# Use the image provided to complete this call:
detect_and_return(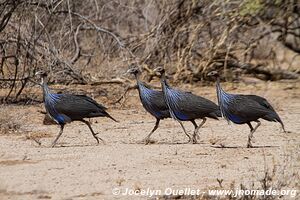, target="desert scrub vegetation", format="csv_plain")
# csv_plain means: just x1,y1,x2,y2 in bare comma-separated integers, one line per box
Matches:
154,151,299,200
0,107,22,134
0,0,299,103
